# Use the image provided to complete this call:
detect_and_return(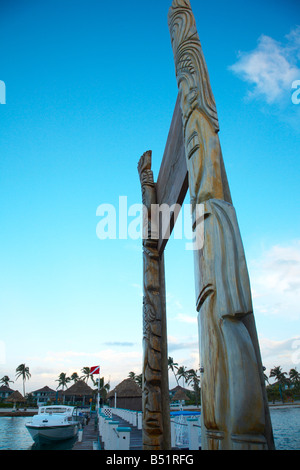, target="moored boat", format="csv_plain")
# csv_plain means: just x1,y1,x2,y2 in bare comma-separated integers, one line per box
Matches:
25,405,79,444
